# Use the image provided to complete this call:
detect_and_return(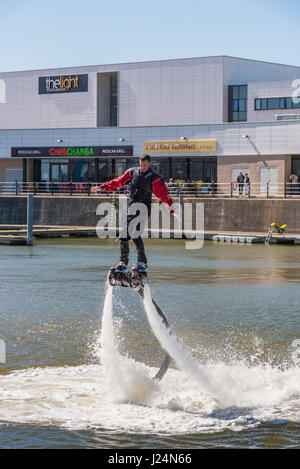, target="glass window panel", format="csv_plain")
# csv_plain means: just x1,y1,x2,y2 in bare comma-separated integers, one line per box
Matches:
255,99,261,110
268,98,280,109
203,160,217,182
239,85,247,99
286,97,292,109
87,161,96,182
190,159,204,181
110,77,117,88
126,159,138,171
239,99,246,111
69,160,89,182
172,159,188,181
292,156,300,179
262,99,267,110
98,160,112,181
60,164,69,182
232,87,239,99
280,98,286,109
41,162,50,182
115,159,127,177
151,158,169,179
292,98,300,108
110,96,117,106
238,111,247,121
232,112,239,121
51,165,59,182
233,99,239,111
